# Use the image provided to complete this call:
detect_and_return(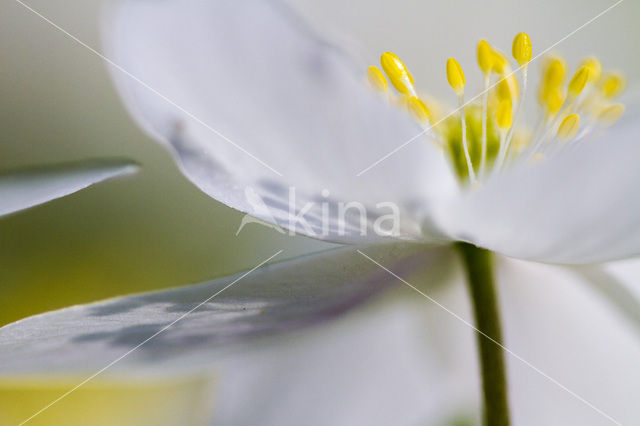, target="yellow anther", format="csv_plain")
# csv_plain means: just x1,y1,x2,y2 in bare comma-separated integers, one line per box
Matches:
496,99,513,130
567,66,591,98
380,52,408,80
406,96,431,124
580,57,602,83
497,74,519,102
446,58,466,95
557,113,580,140
477,40,494,75
380,52,414,95
512,33,532,66
542,56,567,89
542,86,565,116
491,50,508,74
367,66,388,92
597,103,625,125
600,72,626,98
